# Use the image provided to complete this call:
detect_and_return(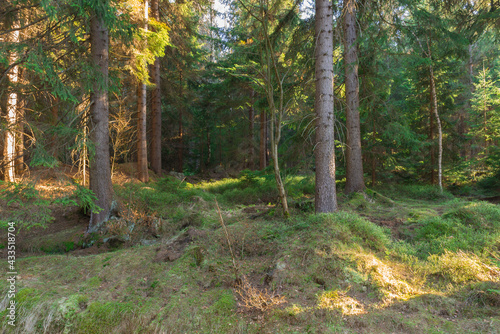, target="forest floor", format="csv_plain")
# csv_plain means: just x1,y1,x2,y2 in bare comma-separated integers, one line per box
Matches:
0,165,499,333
